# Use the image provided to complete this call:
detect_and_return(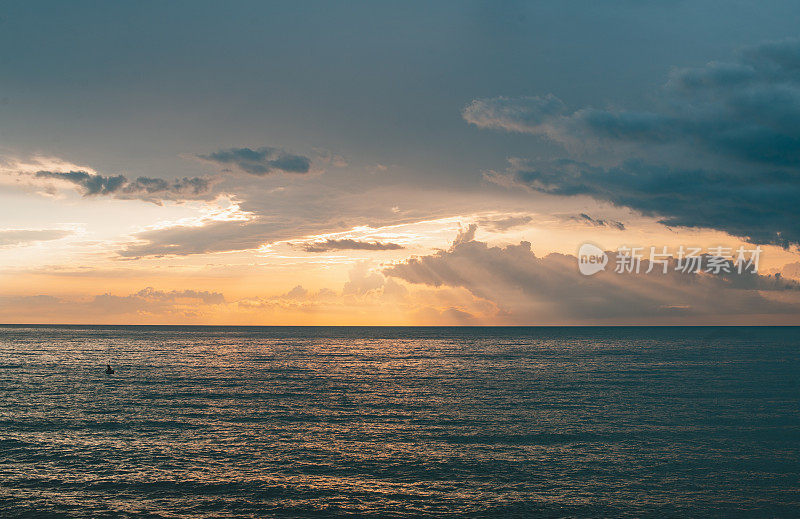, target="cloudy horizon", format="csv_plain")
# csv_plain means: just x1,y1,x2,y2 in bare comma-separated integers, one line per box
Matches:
2,1,800,325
